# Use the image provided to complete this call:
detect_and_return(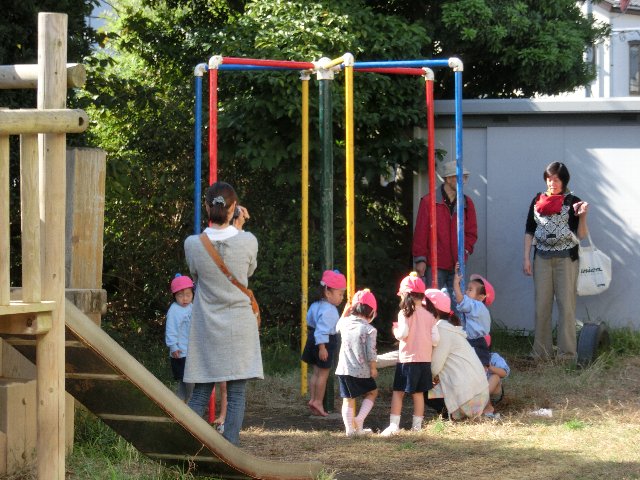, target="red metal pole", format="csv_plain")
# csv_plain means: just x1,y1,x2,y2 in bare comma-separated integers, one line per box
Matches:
426,77,438,288
222,56,315,70
209,68,218,185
